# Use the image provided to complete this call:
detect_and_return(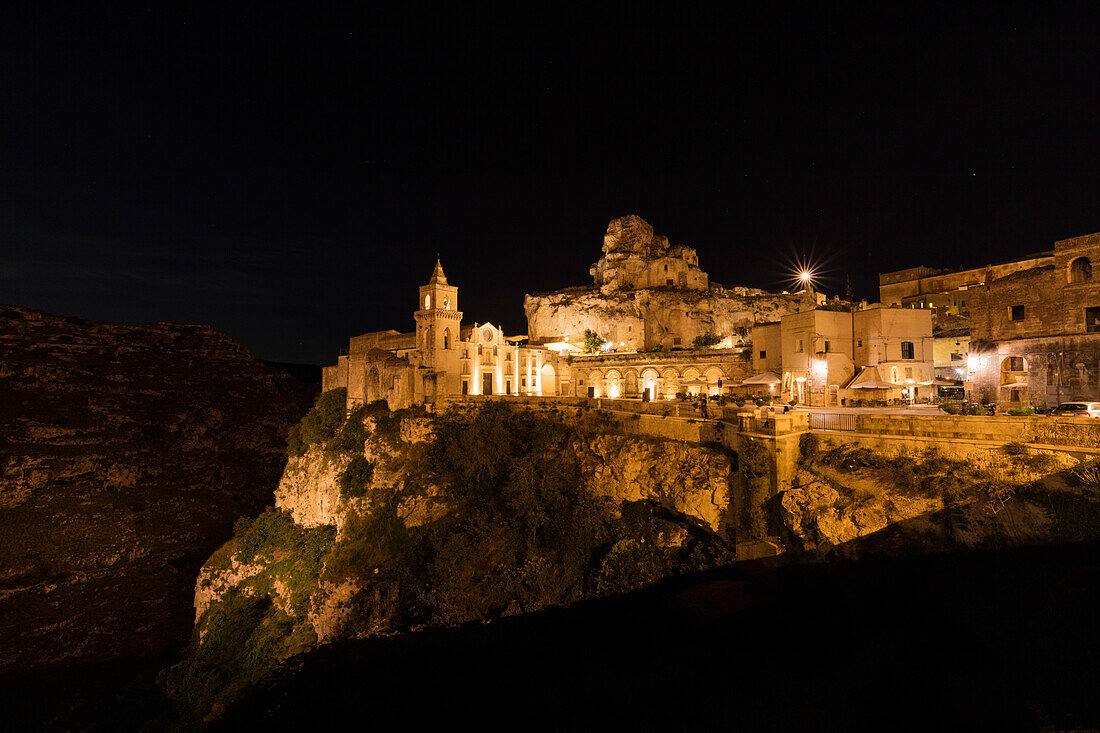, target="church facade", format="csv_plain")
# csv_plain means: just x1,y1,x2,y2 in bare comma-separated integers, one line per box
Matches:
321,260,568,410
